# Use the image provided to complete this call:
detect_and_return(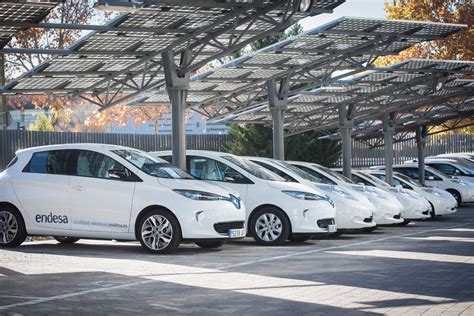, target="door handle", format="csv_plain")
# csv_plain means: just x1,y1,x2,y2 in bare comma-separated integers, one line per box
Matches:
72,185,85,191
